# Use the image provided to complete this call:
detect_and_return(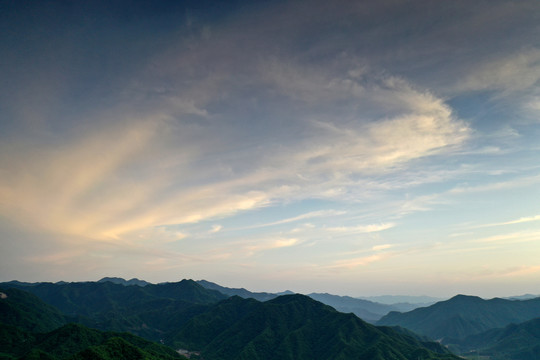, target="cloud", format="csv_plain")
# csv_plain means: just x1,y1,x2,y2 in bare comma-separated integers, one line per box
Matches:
500,265,540,278
243,237,300,257
459,48,540,94
473,214,540,229
327,254,388,270
0,0,476,273
475,230,540,244
326,223,395,233
232,210,347,231
449,173,540,195
373,244,392,251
